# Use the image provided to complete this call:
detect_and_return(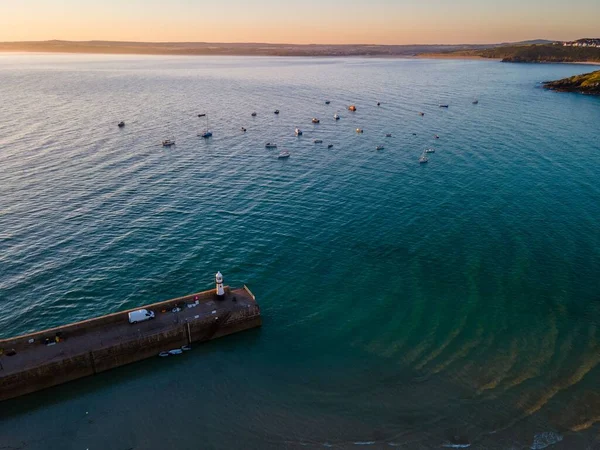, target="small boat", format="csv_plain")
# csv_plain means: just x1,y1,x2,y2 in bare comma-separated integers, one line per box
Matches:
385,133,392,137
434,134,440,139
418,112,425,116
439,104,449,108
241,127,247,132
168,349,183,355
251,112,257,116
348,105,357,111
313,139,323,144
356,128,363,133
472,99,479,104
425,148,435,153
334,113,340,120
274,110,280,114
117,121,125,128
412,133,417,136
377,102,381,106
419,154,429,164
199,114,212,138
295,128,303,136
181,345,192,351
325,100,331,105
327,144,333,148
162,139,175,147
312,118,320,124
265,143,277,149
278,151,290,159
376,145,384,150
158,351,170,357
